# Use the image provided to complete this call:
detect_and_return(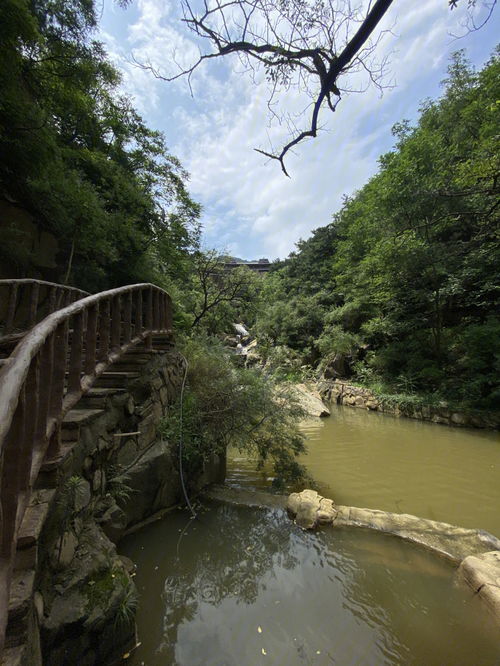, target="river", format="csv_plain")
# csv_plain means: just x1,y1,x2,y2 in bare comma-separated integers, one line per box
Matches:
120,405,500,665
228,404,500,536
